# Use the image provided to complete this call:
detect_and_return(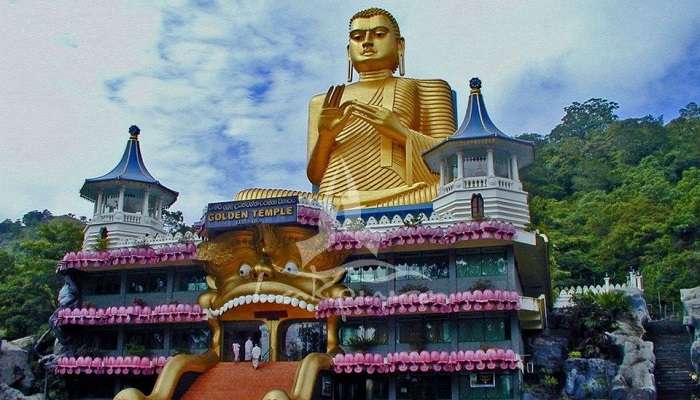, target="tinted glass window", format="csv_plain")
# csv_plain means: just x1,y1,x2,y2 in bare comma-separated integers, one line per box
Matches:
175,270,207,292
171,328,210,354
125,329,165,351
82,273,121,295
279,320,326,361
458,318,509,342
127,272,167,293
339,321,389,346
395,253,449,280
397,318,452,345
456,250,507,278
